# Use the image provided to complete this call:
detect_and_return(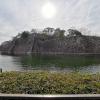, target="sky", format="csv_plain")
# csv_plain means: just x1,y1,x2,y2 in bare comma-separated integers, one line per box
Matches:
0,0,100,43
